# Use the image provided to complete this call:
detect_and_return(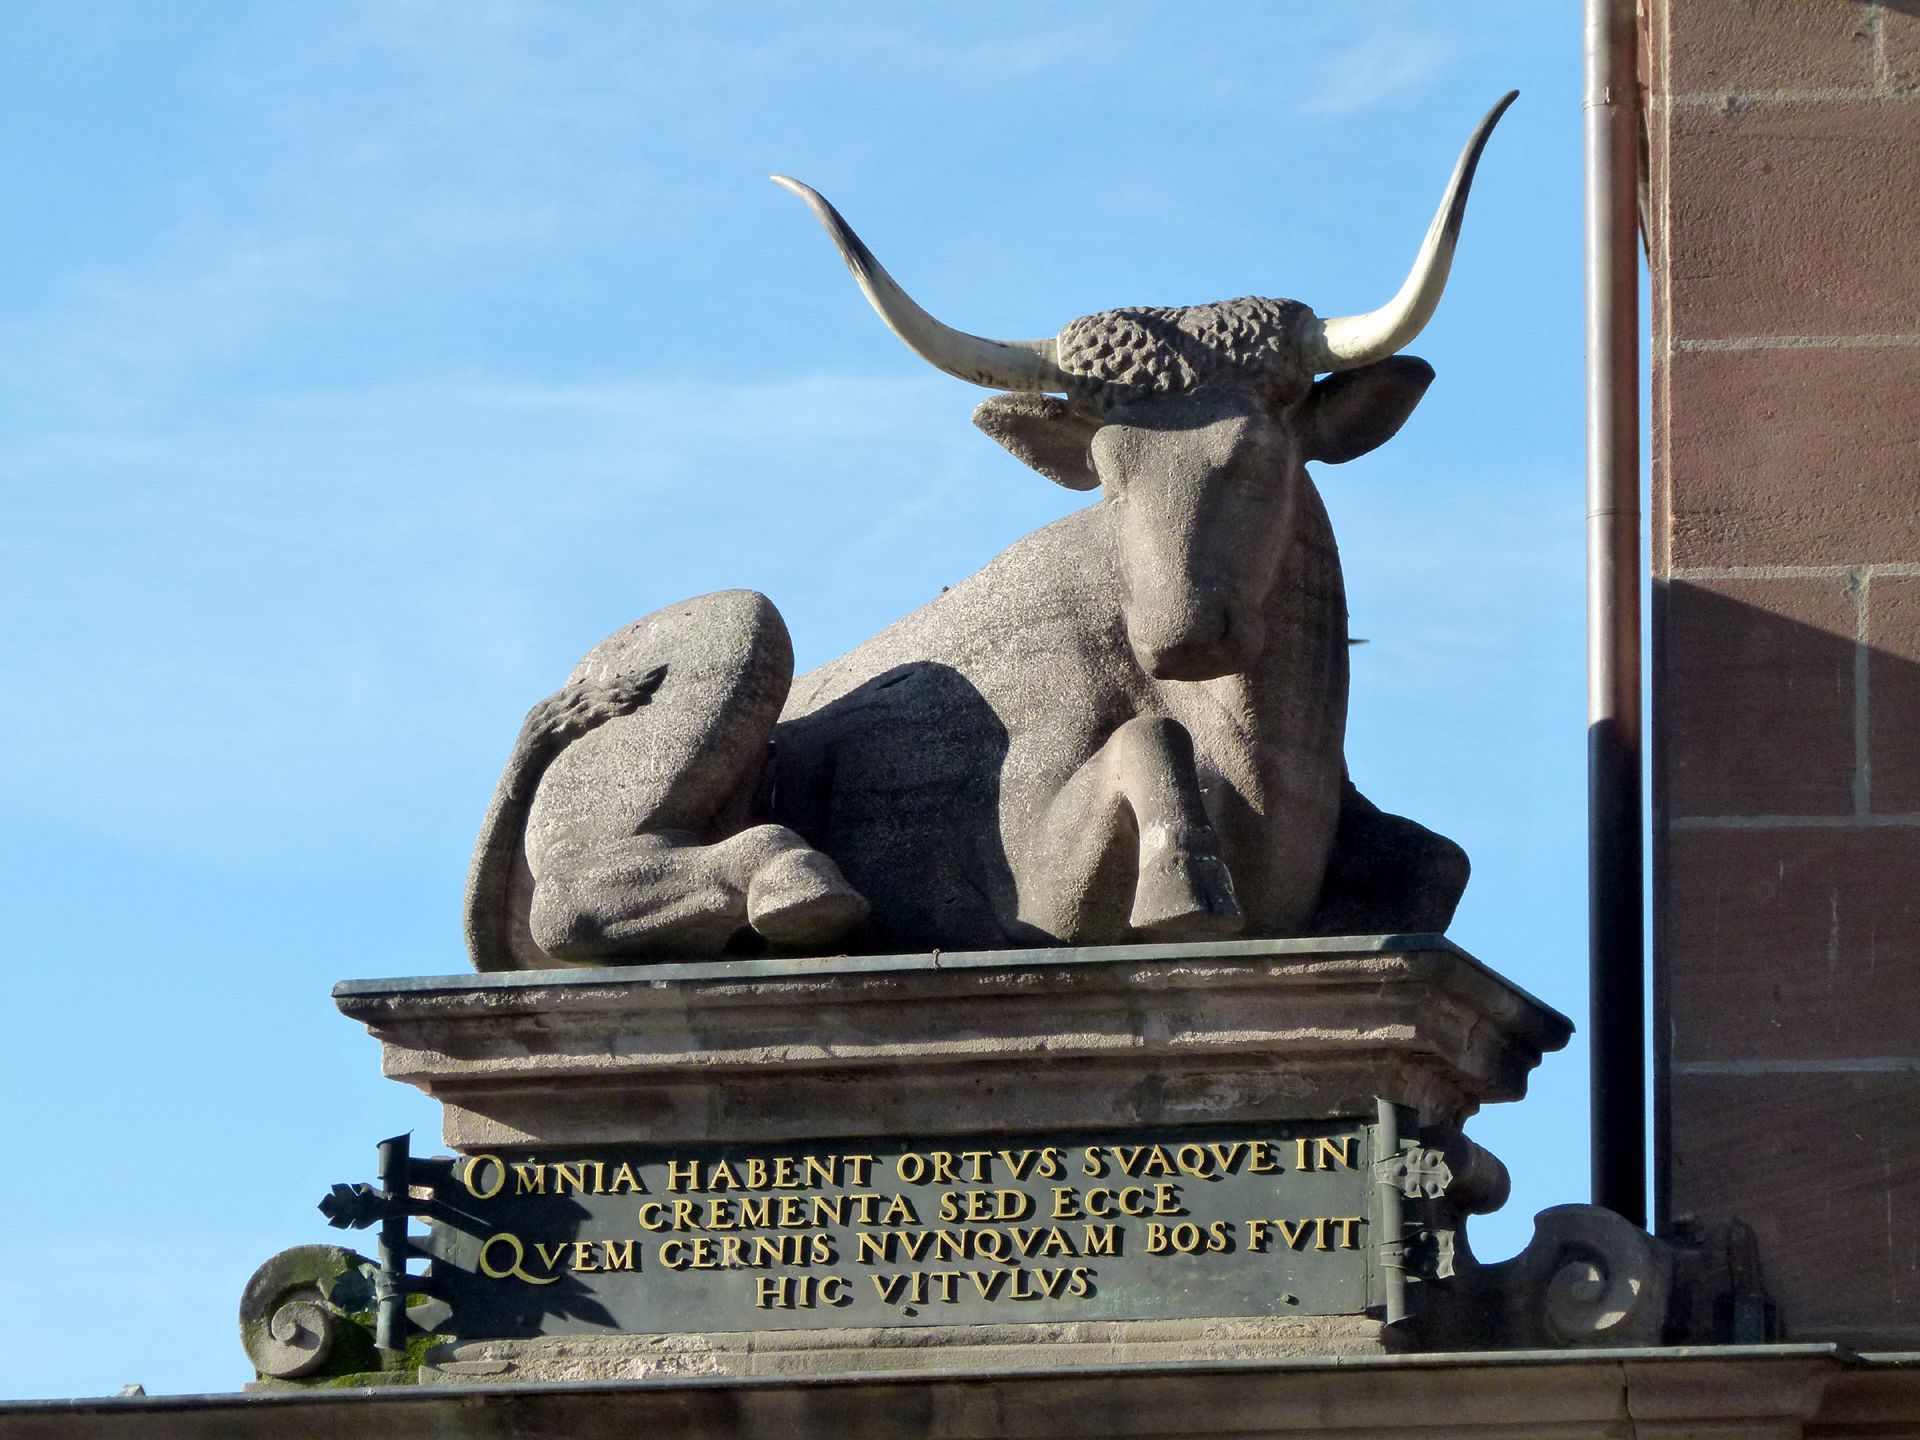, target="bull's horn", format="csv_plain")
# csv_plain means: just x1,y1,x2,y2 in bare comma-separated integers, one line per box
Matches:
773,175,1073,395
1300,91,1517,374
